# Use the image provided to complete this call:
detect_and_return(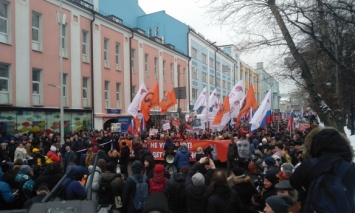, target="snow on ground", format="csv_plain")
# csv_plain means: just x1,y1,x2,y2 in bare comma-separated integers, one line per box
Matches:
344,126,355,162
